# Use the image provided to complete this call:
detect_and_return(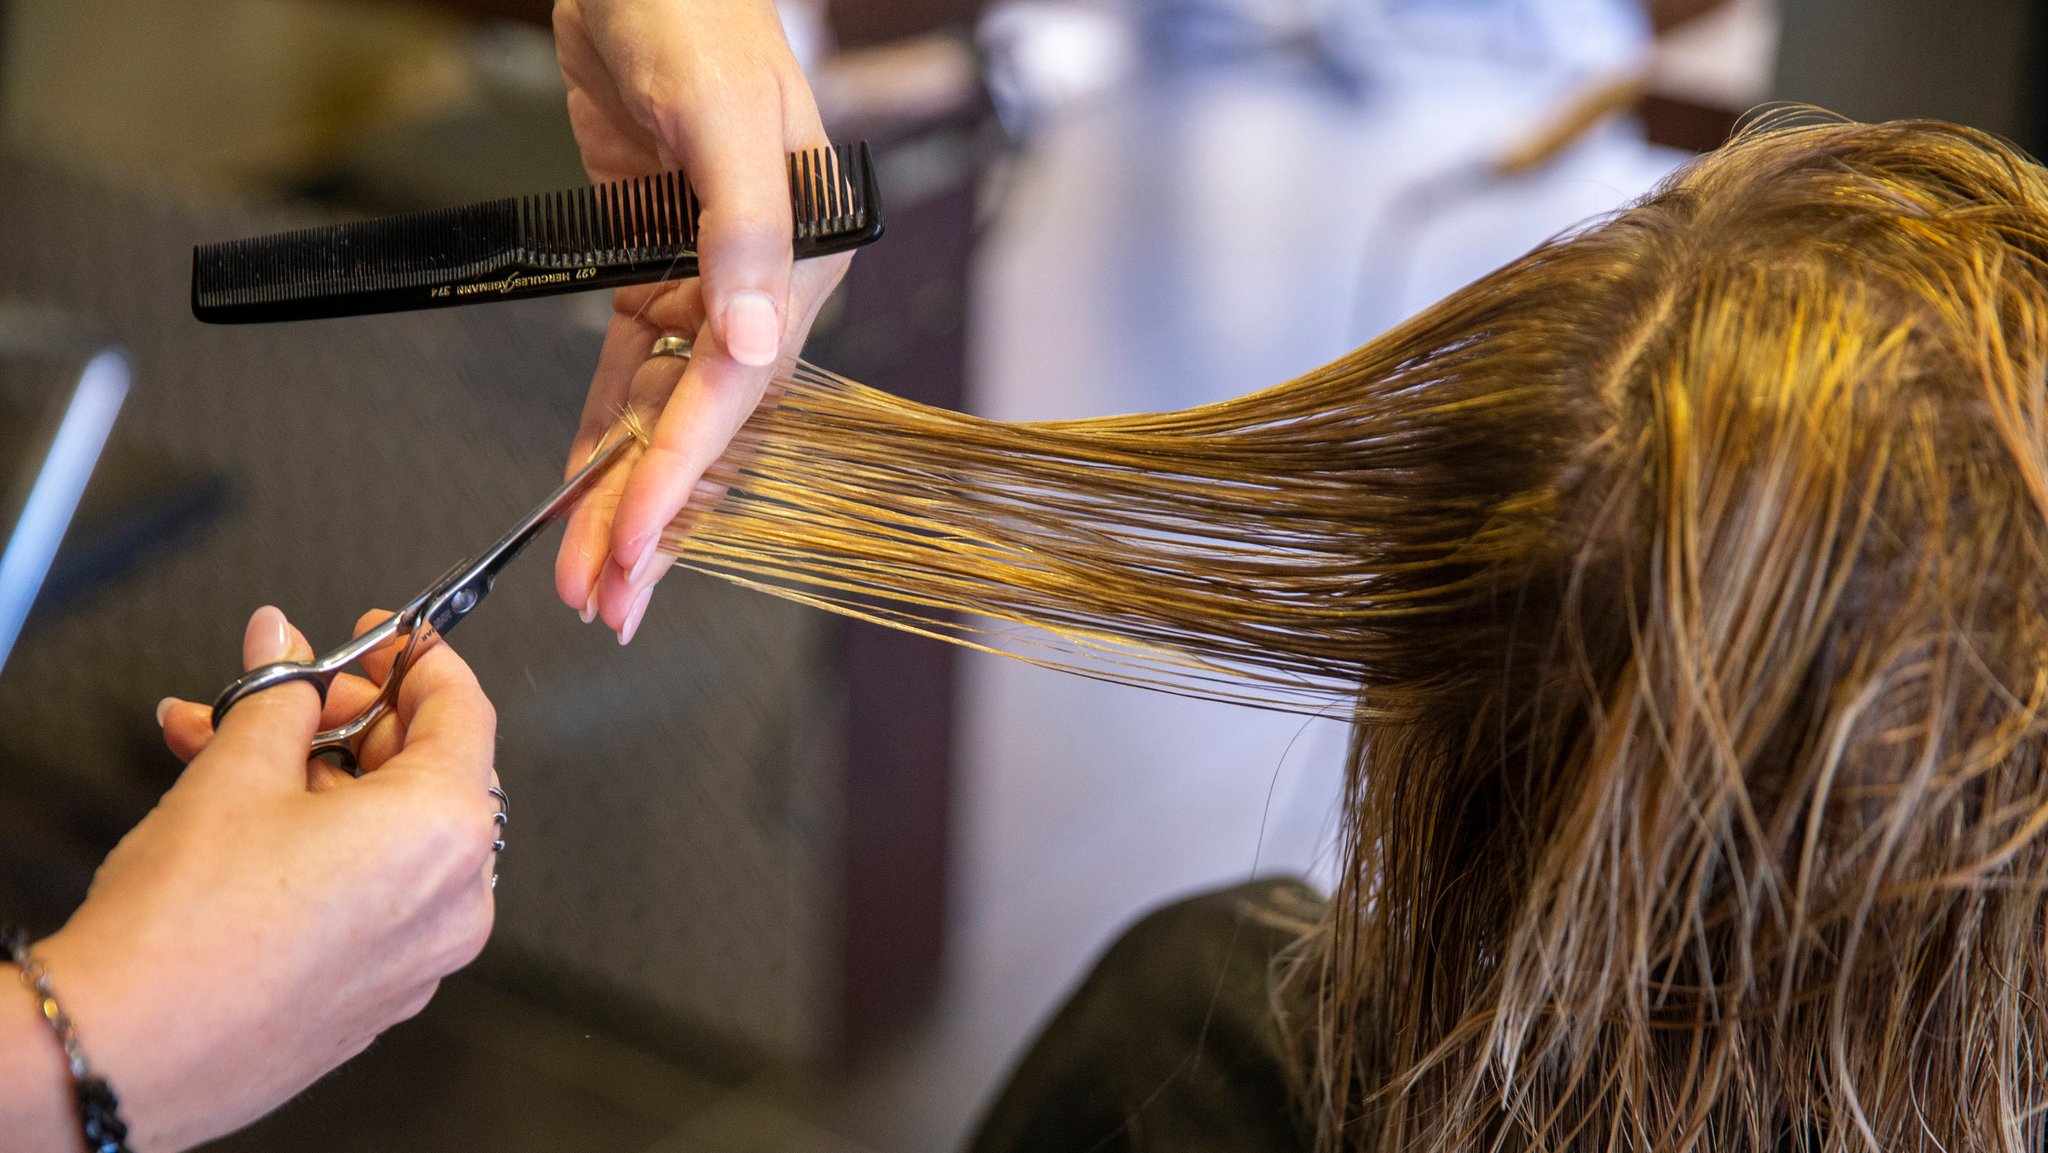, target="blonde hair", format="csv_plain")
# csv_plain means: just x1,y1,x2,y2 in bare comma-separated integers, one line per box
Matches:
670,113,2048,1152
